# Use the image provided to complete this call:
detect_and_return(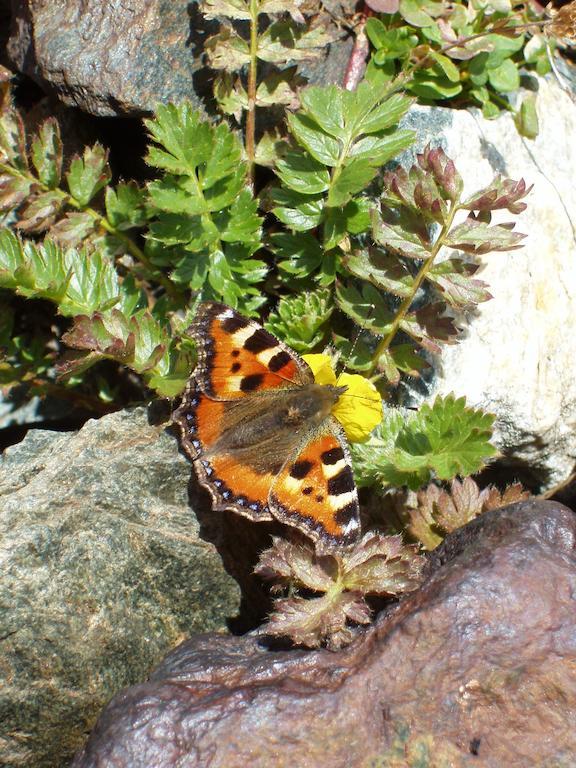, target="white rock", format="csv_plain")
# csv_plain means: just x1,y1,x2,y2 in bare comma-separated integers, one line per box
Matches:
400,76,576,490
